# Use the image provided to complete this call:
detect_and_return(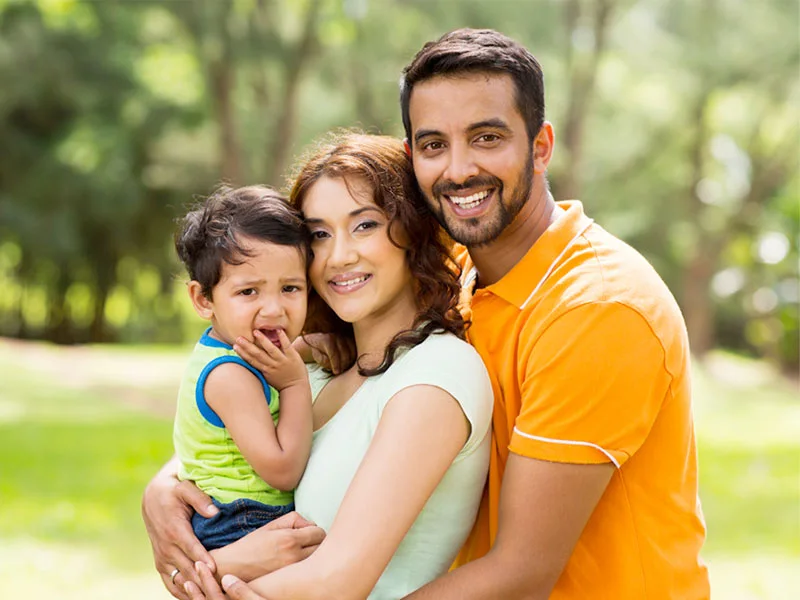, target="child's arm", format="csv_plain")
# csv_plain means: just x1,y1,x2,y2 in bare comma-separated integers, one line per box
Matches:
205,330,312,492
